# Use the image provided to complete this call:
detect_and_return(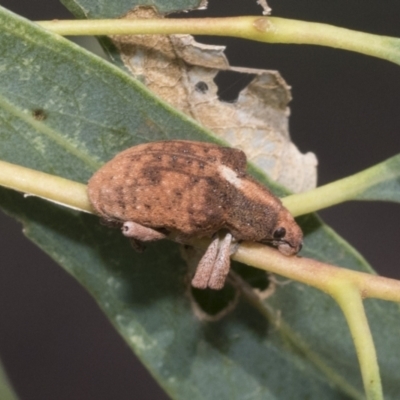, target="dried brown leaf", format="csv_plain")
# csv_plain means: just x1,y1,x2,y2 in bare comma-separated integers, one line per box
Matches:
111,7,317,193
